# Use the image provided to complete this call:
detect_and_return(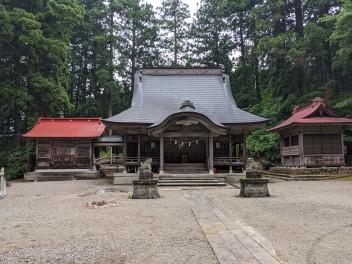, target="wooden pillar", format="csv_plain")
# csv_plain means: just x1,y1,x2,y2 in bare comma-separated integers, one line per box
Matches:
229,135,233,173
123,135,127,173
159,134,164,174
36,139,39,168
209,133,214,174
341,133,345,166
242,136,247,170
90,139,93,169
137,134,141,173
299,133,304,167
205,137,209,167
